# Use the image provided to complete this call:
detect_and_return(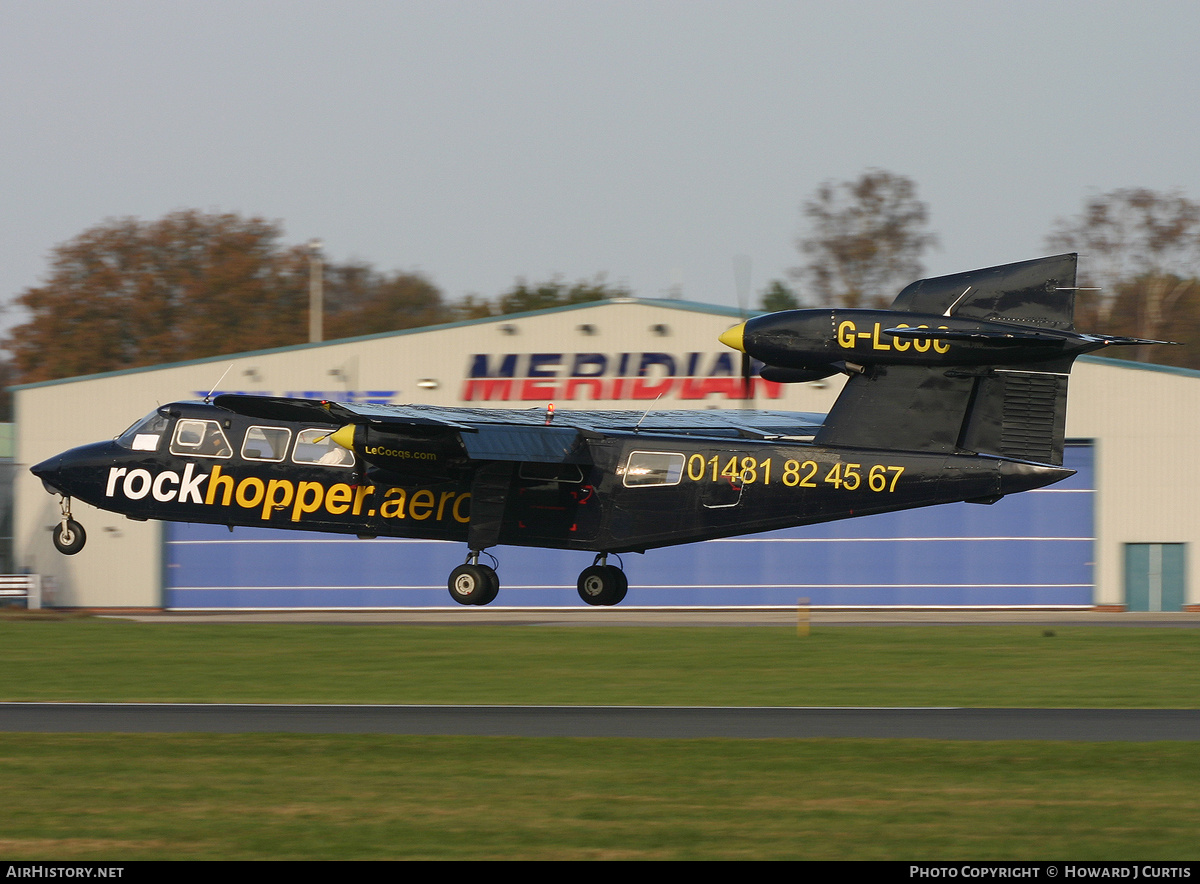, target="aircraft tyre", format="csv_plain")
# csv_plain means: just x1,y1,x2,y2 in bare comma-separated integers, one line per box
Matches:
448,564,499,606
53,520,86,555
577,565,627,606
612,567,628,605
476,565,500,606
